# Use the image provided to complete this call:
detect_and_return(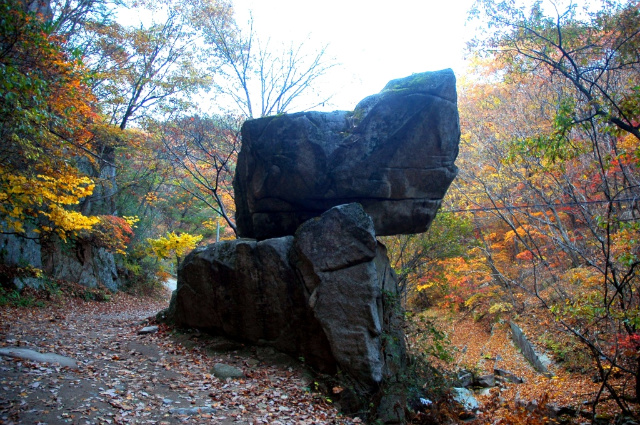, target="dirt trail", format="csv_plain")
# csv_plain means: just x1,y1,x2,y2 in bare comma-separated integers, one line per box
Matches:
0,293,351,424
